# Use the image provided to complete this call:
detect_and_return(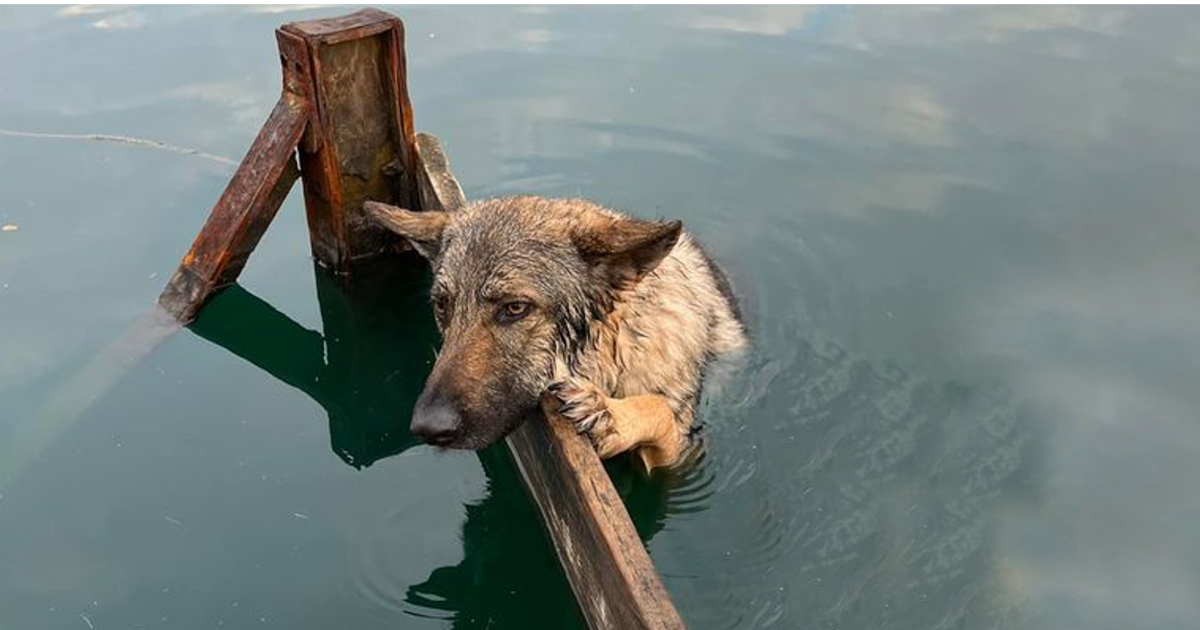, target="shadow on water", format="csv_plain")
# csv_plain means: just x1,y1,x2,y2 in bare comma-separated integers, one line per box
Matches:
189,257,438,468
187,257,674,629
183,219,1044,629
